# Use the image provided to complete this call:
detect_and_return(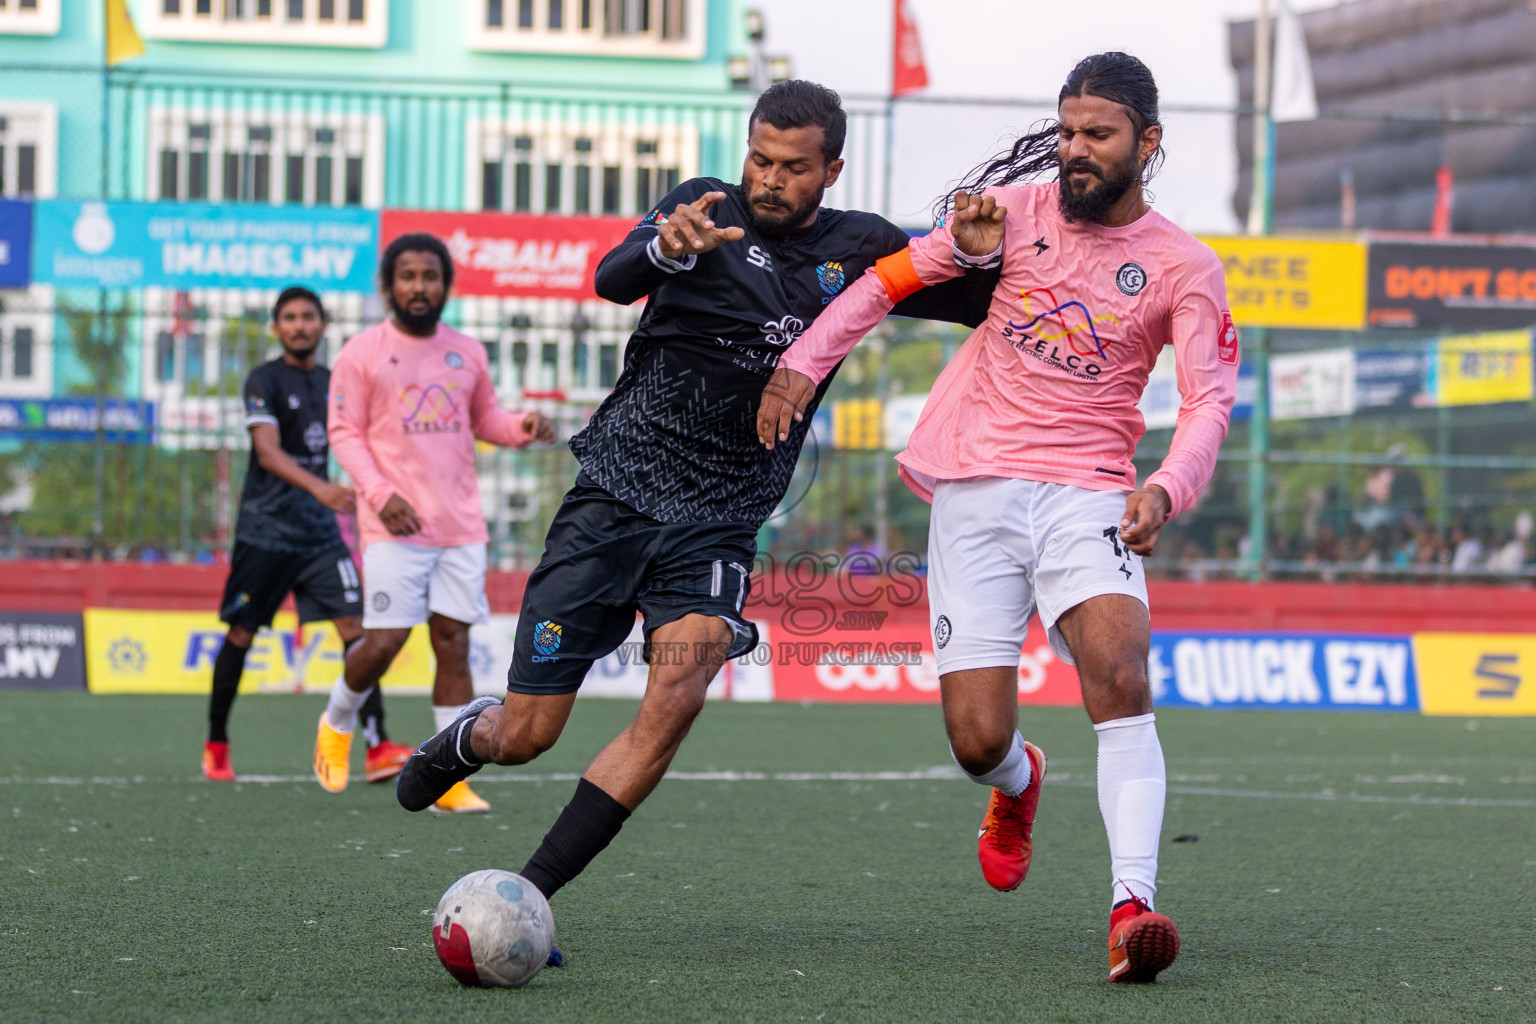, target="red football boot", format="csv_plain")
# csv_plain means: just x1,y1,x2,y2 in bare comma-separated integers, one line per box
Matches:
365,740,415,783
1108,894,1180,983
202,741,235,781
975,741,1047,891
